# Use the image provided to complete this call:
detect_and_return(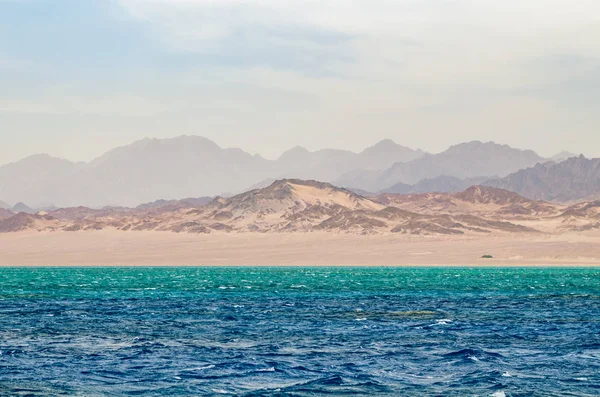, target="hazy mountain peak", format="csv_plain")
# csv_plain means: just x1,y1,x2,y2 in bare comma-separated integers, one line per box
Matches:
12,202,36,214
278,146,311,159
5,153,76,168
361,139,420,154
550,151,579,162
366,139,398,151
108,135,221,153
